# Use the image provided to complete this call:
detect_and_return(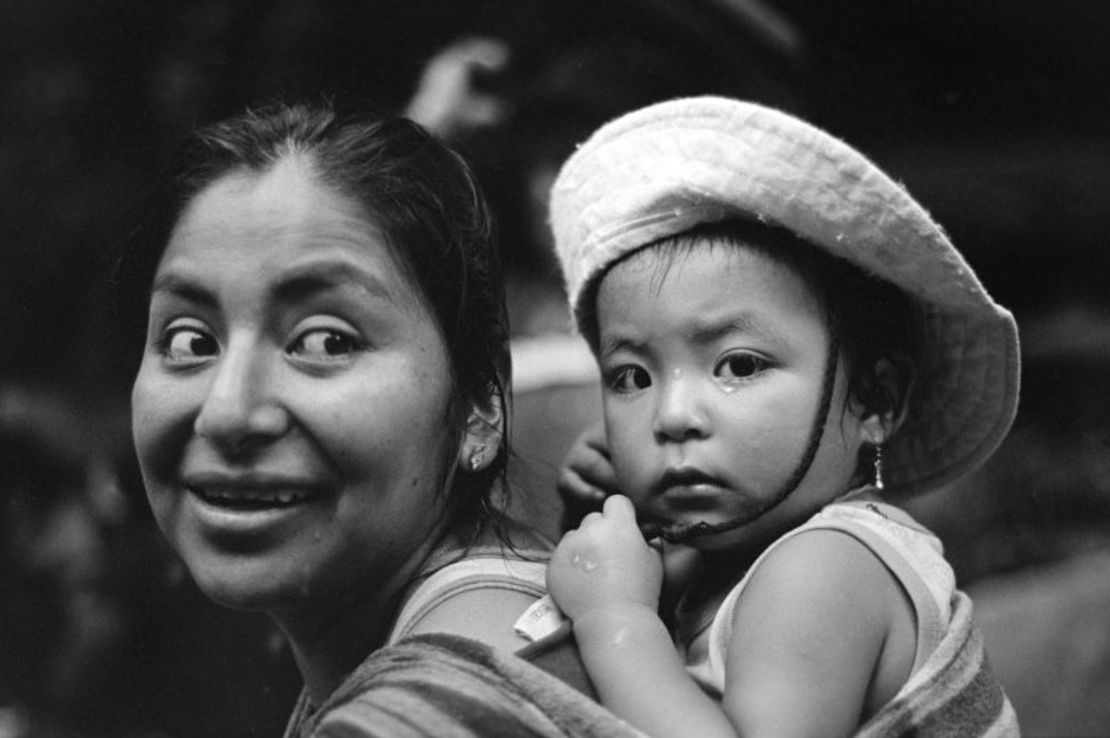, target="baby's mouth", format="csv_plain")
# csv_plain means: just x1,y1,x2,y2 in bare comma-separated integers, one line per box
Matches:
653,467,725,496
